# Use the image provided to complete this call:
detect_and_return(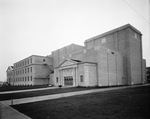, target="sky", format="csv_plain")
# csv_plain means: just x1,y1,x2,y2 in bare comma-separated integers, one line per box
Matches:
0,0,149,82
